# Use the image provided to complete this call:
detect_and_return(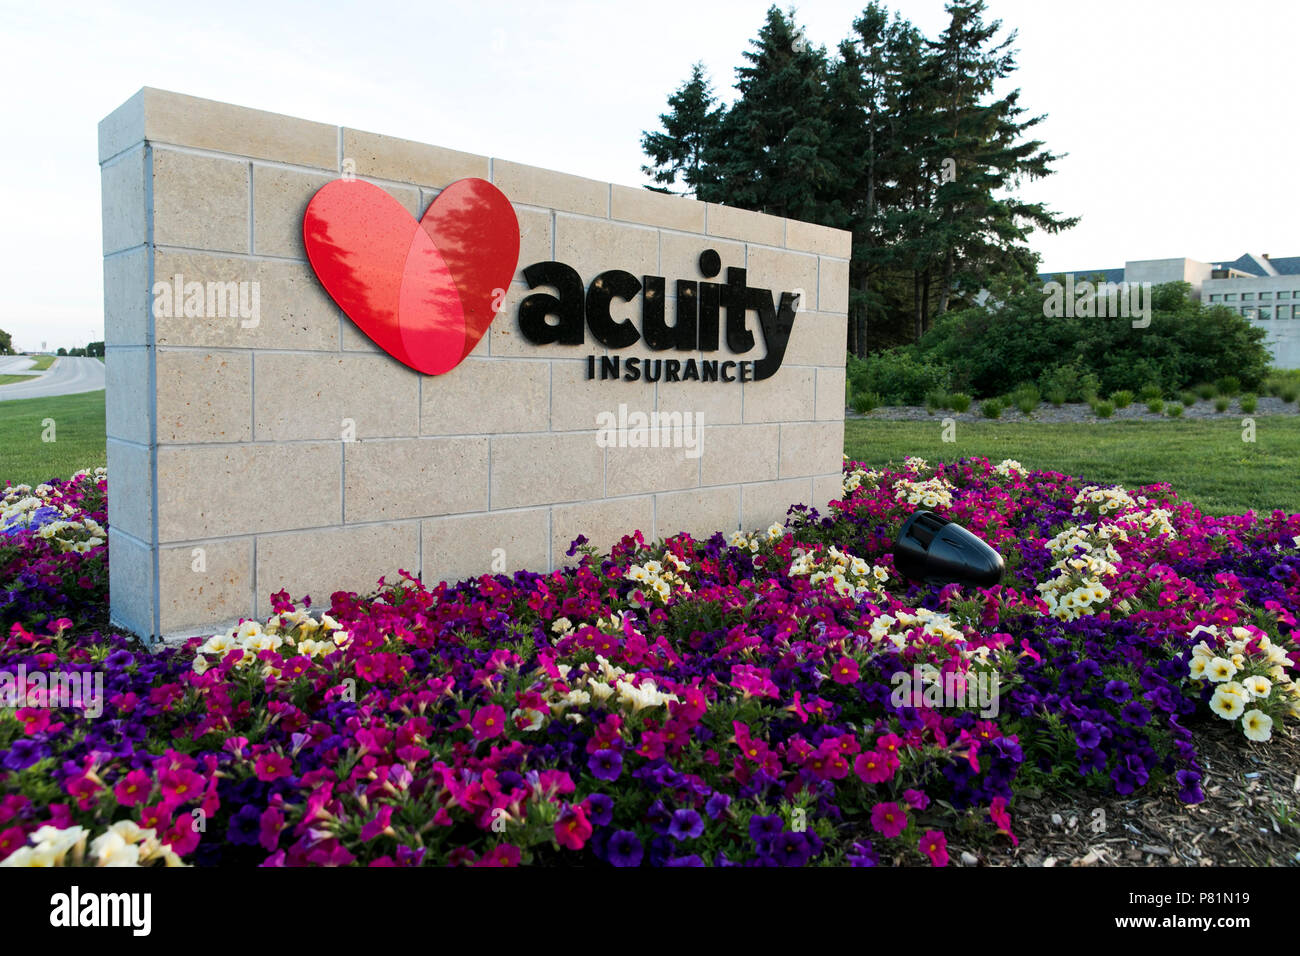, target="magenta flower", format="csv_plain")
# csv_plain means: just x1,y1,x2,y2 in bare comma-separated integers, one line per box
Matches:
830,656,860,685
870,802,908,838
471,705,507,741
854,750,895,784
919,830,949,866
113,769,152,807
254,752,292,782
554,804,592,851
